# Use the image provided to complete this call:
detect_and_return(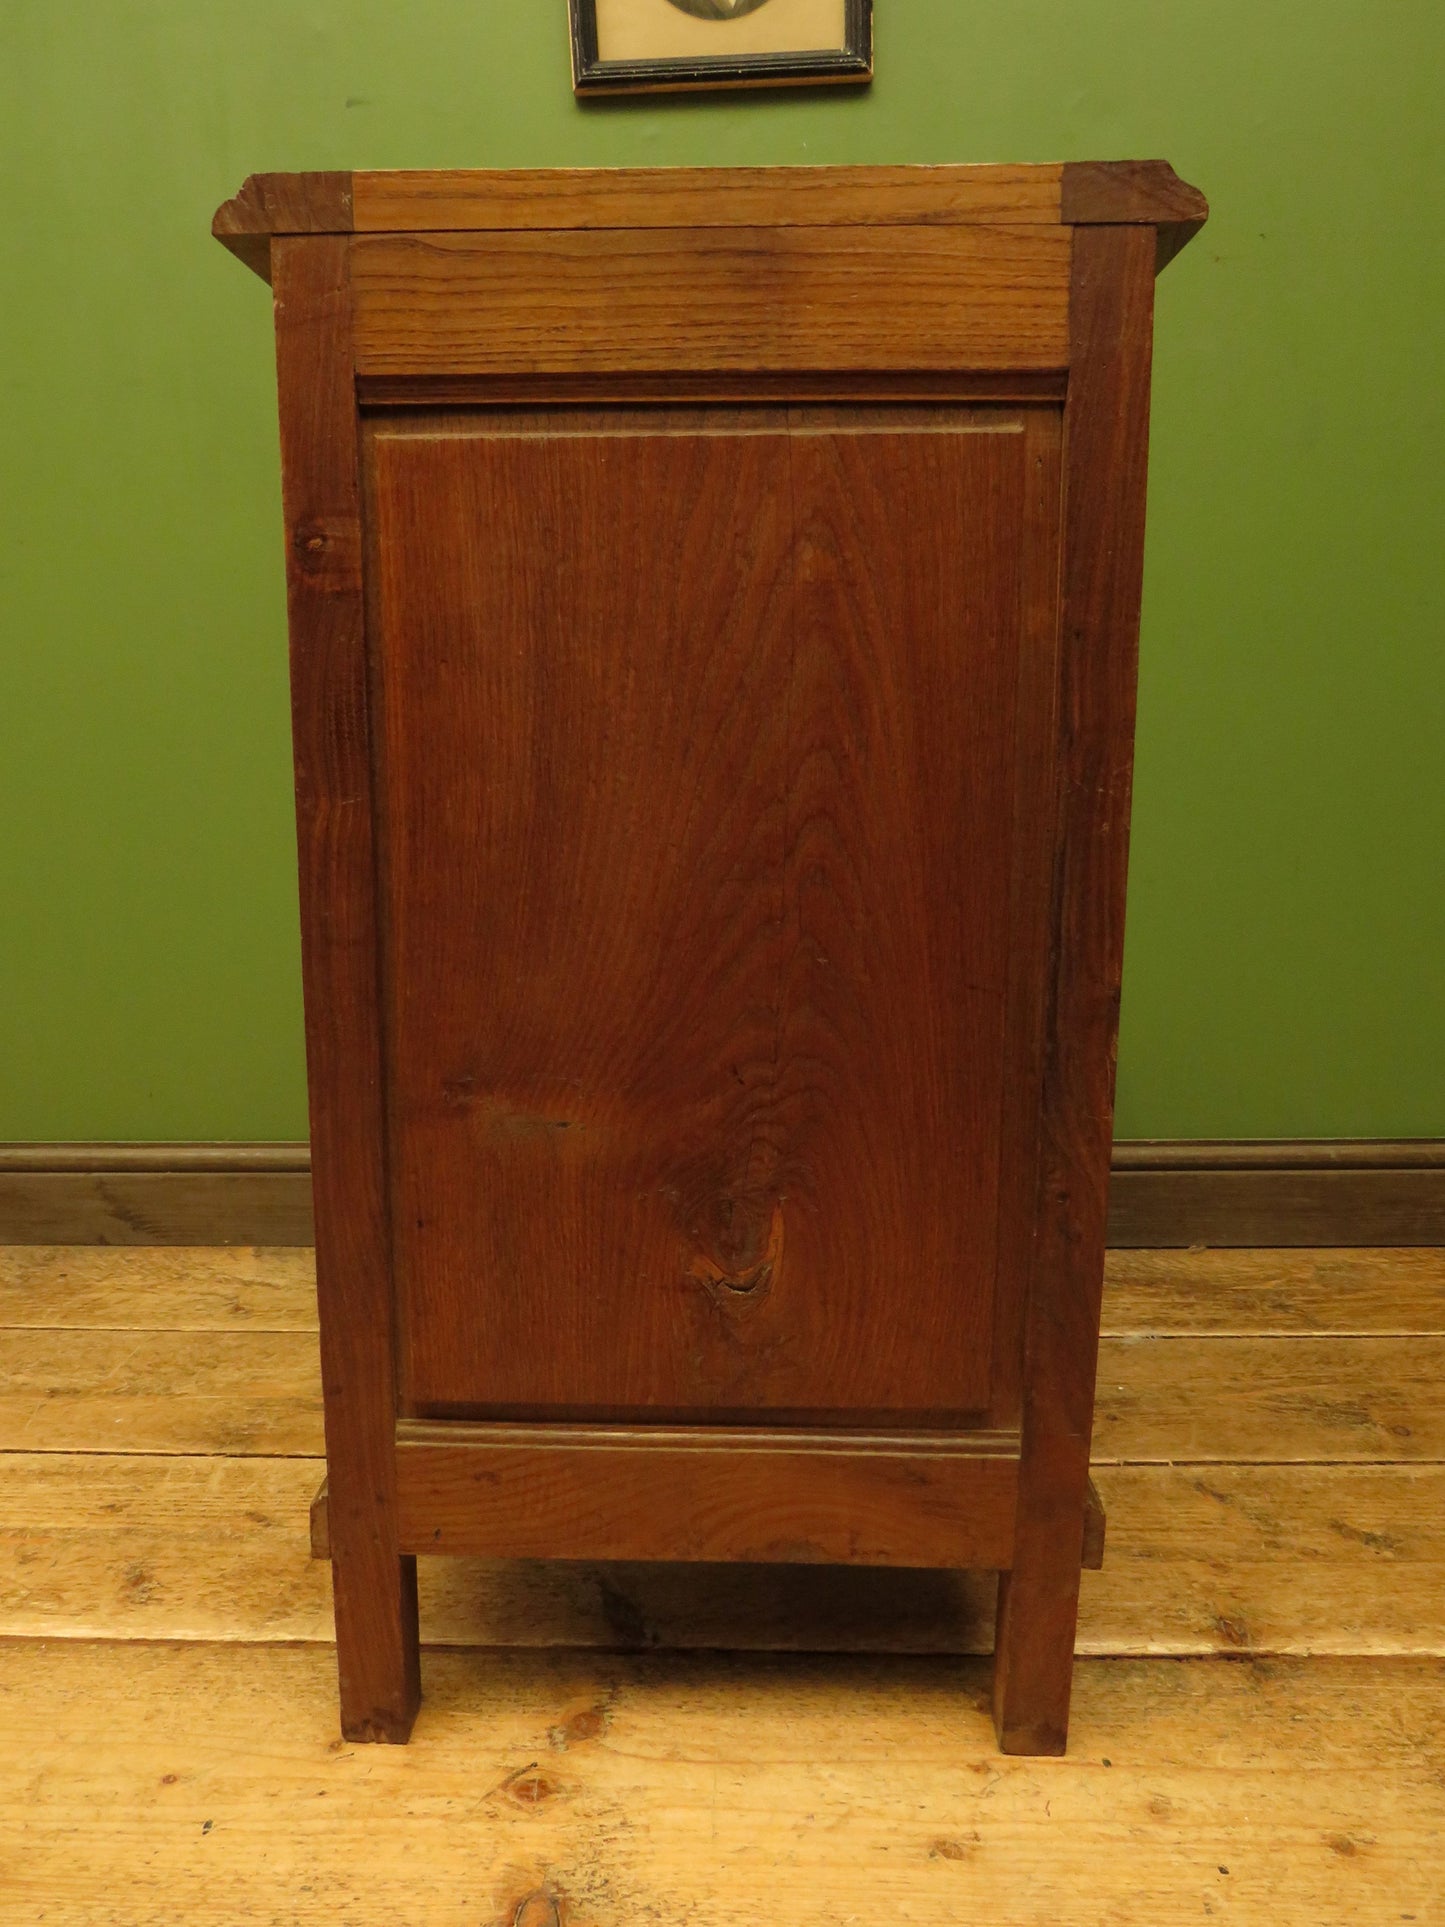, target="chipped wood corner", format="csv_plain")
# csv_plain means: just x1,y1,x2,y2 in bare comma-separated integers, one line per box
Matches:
1060,160,1209,272
1082,1477,1106,1570
309,1477,330,1560
212,172,356,282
